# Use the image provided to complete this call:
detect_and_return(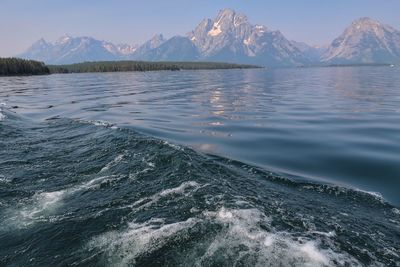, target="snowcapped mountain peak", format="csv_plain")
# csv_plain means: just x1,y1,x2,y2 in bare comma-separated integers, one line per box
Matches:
186,8,306,66
213,8,248,30
215,8,236,20
19,8,309,67
22,9,400,67
55,34,73,45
